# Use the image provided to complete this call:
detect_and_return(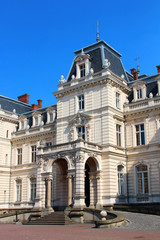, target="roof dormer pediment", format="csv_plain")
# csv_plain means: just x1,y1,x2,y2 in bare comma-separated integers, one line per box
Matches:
32,111,42,117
